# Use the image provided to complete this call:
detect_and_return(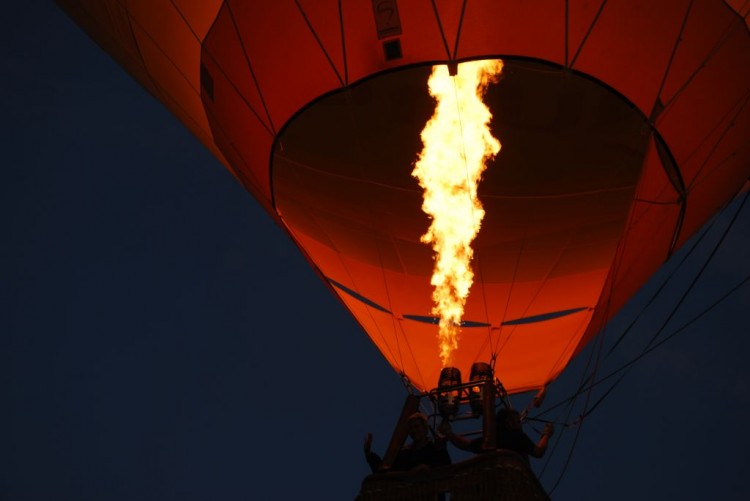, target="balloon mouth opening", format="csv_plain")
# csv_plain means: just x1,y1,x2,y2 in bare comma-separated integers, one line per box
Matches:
271,57,650,269
271,57,651,392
